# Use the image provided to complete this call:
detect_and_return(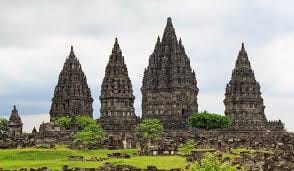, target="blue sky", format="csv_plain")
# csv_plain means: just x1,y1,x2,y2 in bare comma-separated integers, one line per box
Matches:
0,0,294,132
